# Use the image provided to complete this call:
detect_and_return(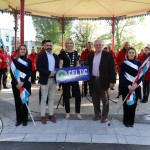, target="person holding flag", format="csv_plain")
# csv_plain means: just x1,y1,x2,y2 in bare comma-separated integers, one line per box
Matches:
10,44,32,126
120,47,142,127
